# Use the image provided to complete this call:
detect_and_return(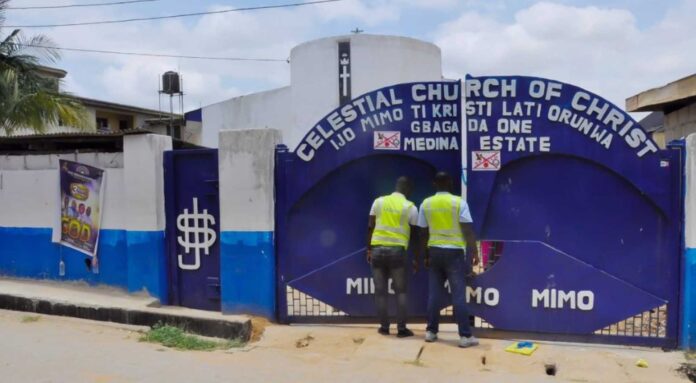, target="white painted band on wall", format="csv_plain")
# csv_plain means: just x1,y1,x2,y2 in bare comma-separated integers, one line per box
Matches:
218,129,282,232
